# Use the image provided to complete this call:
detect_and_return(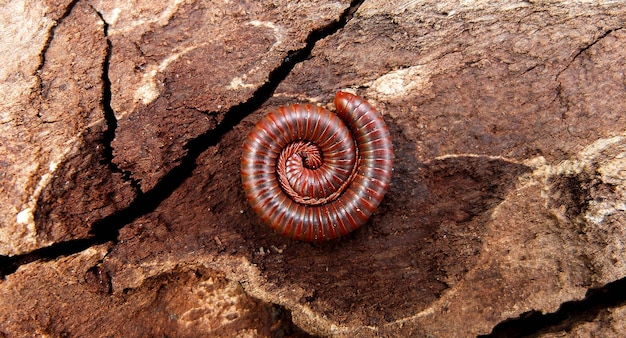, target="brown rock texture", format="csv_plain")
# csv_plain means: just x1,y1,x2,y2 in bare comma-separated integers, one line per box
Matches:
0,1,136,256
1,0,626,337
0,245,302,337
